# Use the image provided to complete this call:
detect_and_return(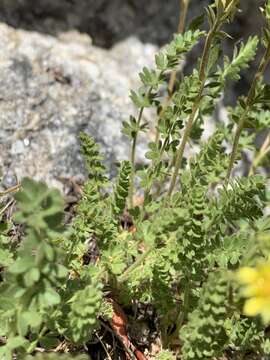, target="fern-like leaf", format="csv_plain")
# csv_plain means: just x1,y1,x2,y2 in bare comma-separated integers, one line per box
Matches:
180,272,229,359
79,132,107,184
219,175,265,222
67,283,102,344
111,160,132,216
222,36,259,81
156,30,205,70
177,184,209,280
190,130,228,186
